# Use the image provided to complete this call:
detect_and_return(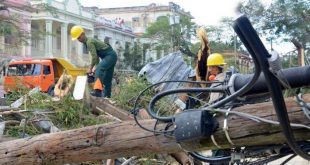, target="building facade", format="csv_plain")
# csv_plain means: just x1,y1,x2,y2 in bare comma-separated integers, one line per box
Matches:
94,16,136,67
0,0,136,67
93,2,193,36
0,0,32,58
30,0,95,66
86,2,193,63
